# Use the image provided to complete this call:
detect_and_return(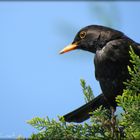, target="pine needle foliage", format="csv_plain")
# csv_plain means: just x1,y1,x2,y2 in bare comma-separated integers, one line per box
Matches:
116,47,140,139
